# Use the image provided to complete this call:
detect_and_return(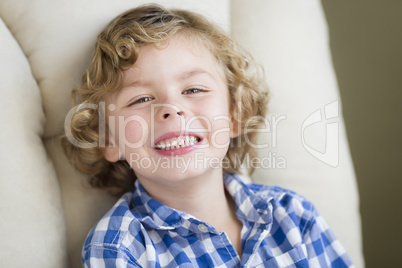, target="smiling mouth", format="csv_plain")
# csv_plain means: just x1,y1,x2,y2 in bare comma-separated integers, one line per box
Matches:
154,136,201,151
